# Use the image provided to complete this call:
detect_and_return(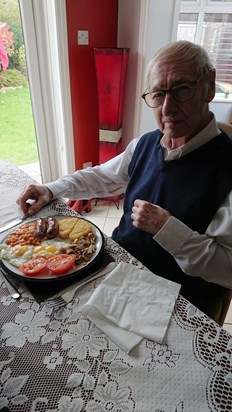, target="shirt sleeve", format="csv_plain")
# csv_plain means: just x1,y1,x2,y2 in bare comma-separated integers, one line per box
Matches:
154,193,232,289
45,137,140,200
